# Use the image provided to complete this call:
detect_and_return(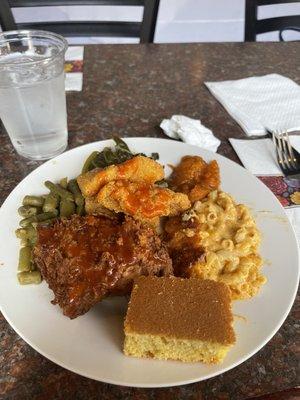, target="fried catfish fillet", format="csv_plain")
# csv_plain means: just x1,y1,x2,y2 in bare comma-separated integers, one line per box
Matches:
77,155,164,197
96,180,191,226
84,196,114,217
169,156,220,203
33,215,172,319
